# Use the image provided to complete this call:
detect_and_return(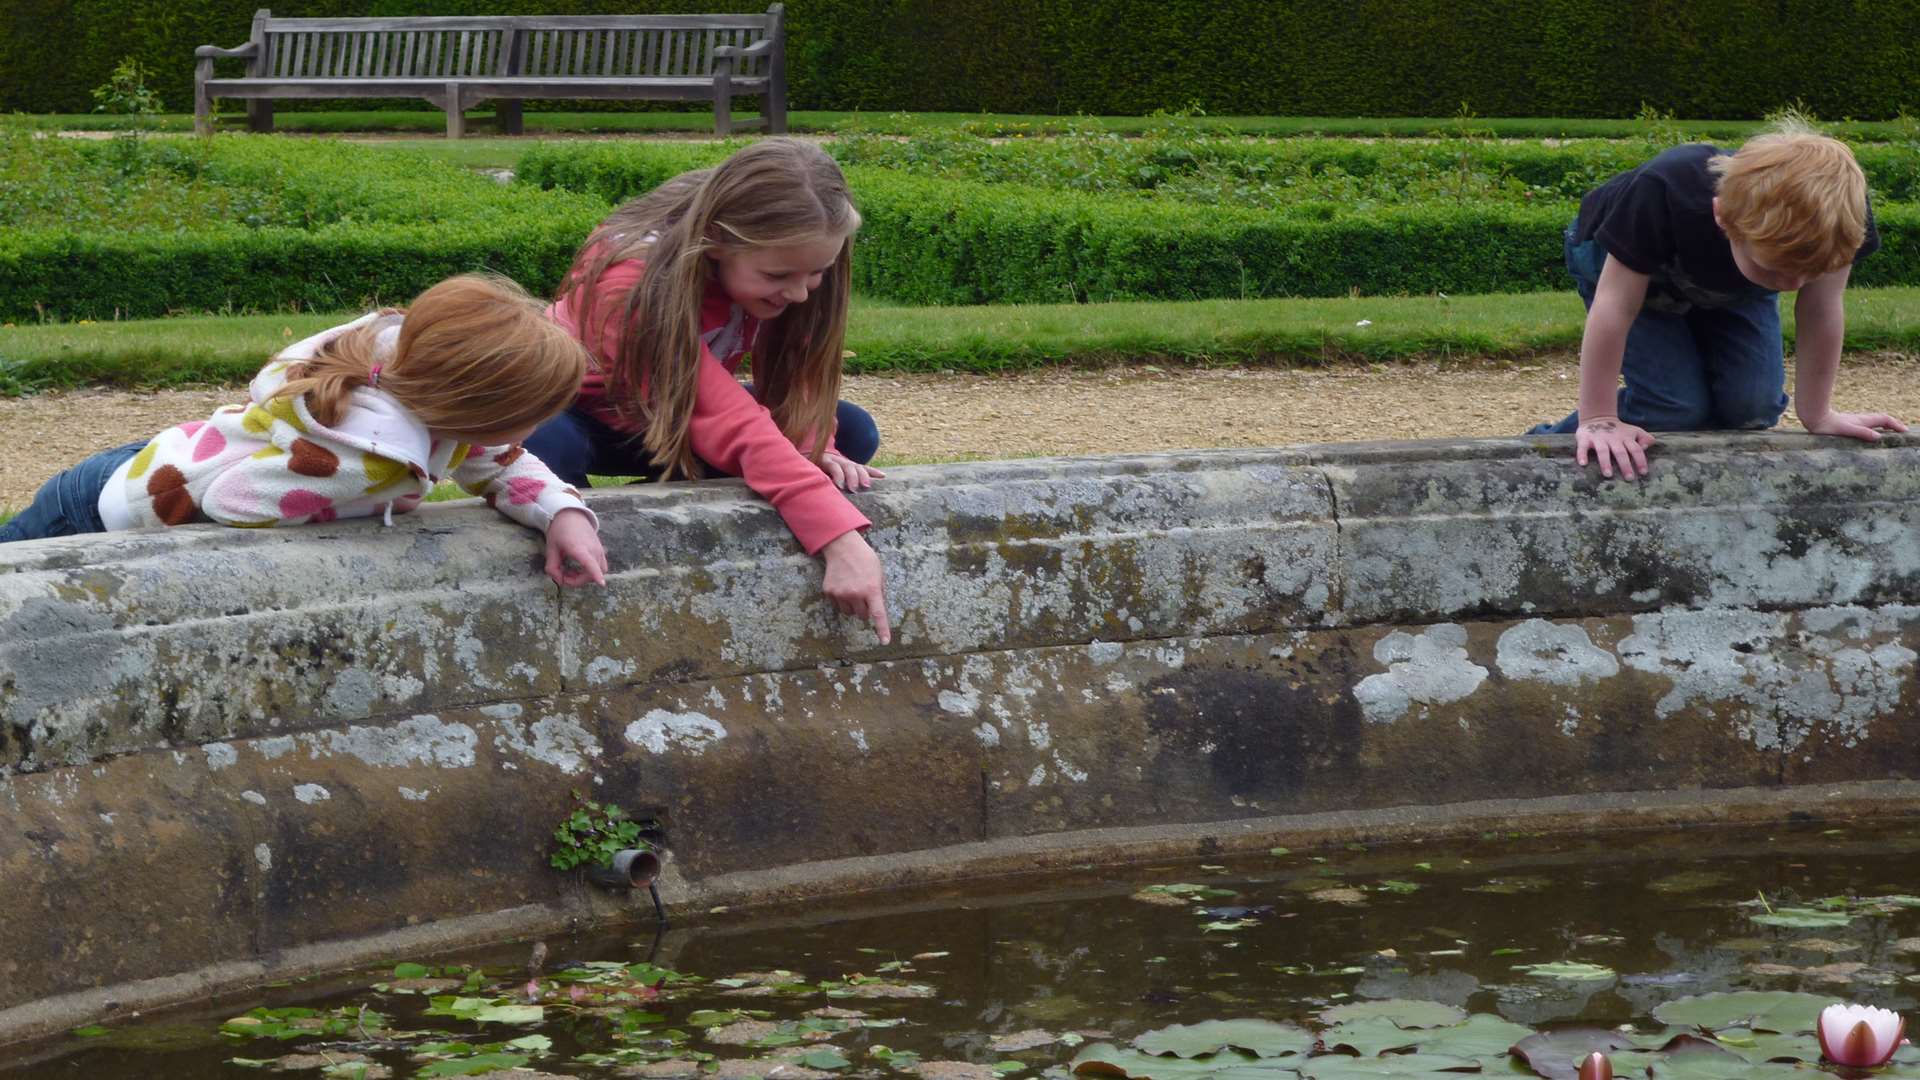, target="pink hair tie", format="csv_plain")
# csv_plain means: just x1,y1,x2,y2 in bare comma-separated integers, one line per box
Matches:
367,363,382,388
